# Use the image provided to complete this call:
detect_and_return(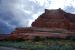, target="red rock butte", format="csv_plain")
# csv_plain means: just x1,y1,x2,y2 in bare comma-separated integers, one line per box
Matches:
32,8,75,31
4,8,75,40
